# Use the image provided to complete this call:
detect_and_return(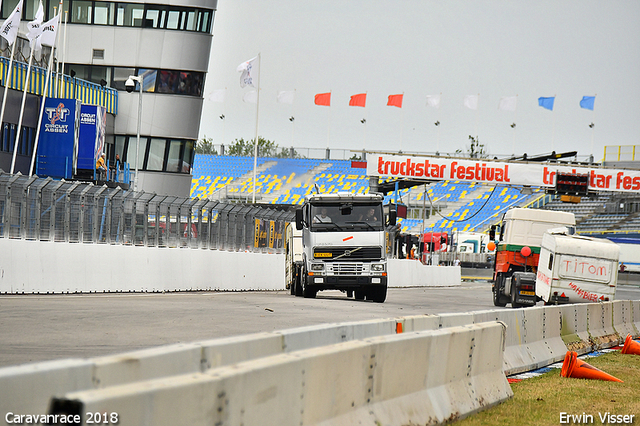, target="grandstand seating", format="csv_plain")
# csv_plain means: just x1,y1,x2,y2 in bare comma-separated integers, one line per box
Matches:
191,155,640,236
